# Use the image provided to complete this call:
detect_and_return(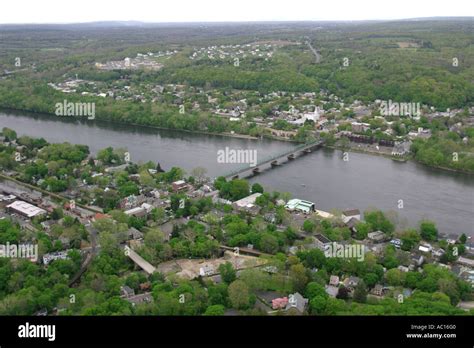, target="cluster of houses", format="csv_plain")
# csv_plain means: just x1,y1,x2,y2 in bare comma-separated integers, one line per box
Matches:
189,43,277,61
95,51,177,71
